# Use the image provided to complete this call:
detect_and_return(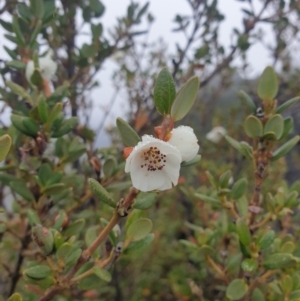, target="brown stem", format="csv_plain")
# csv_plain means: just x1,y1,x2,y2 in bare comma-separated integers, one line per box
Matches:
82,212,120,259
38,187,139,301
6,224,31,298
206,256,228,283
